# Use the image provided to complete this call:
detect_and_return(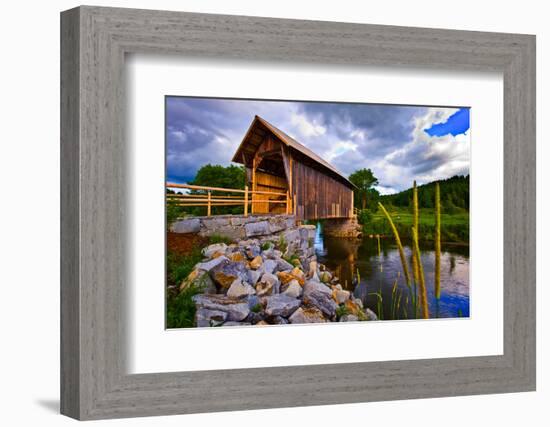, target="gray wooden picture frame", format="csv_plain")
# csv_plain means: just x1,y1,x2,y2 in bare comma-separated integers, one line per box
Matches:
60,5,536,420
